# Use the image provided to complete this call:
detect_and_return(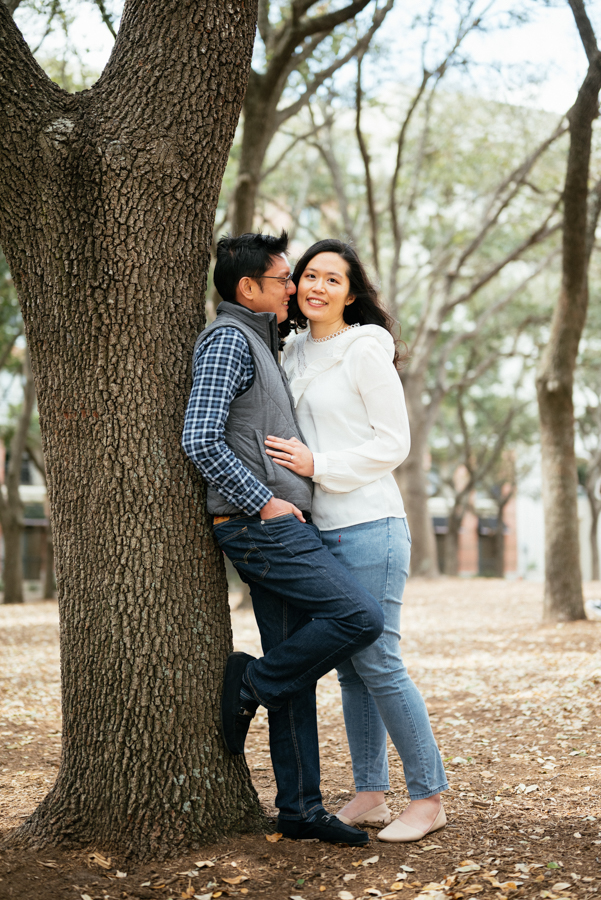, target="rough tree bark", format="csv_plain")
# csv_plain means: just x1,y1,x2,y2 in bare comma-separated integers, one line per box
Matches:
535,0,601,621
0,0,262,856
0,349,35,604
